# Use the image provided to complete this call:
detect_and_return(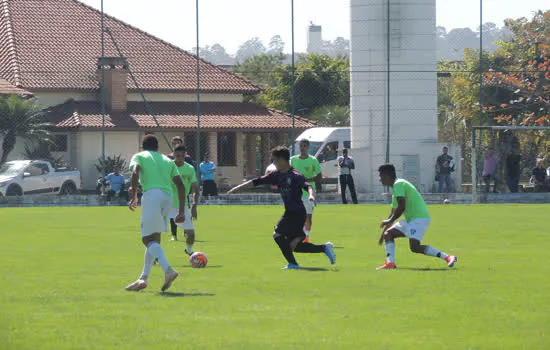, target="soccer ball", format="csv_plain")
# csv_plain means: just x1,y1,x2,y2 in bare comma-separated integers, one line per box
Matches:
189,252,208,268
